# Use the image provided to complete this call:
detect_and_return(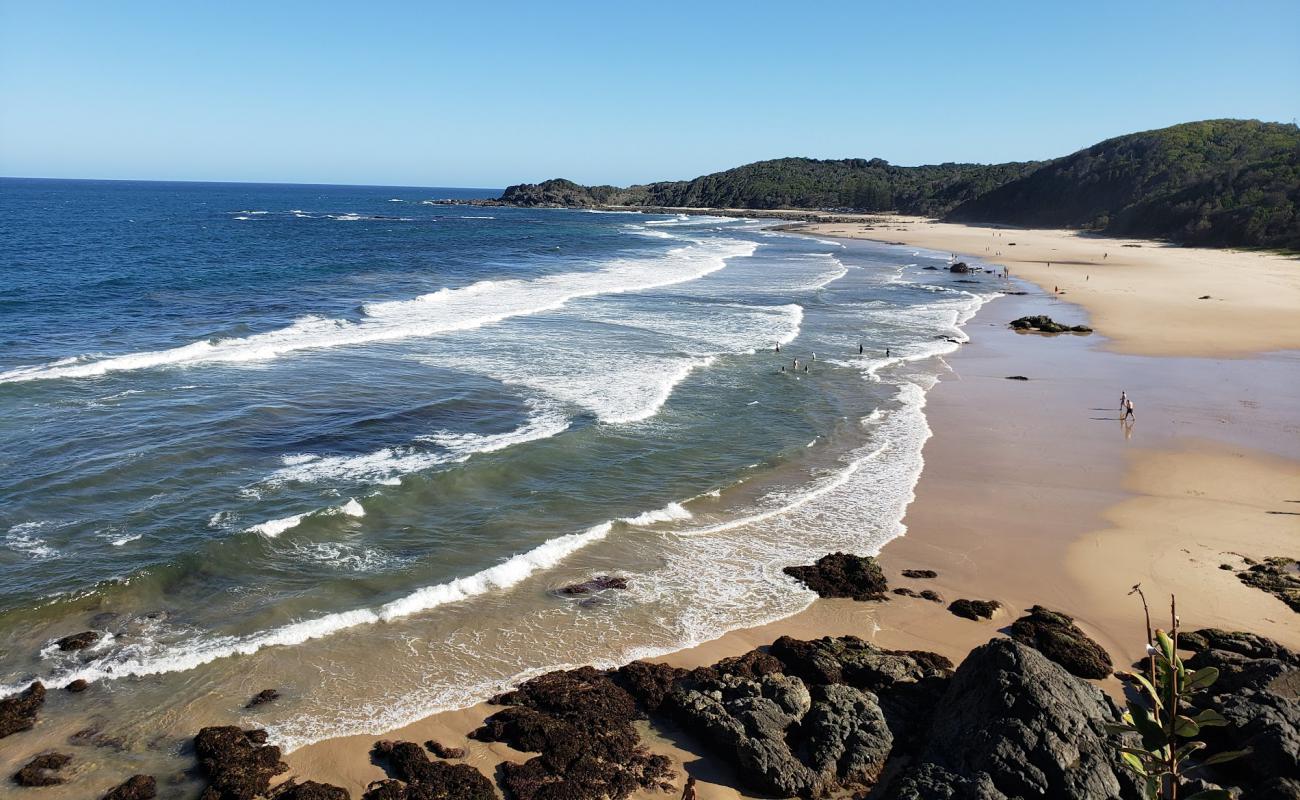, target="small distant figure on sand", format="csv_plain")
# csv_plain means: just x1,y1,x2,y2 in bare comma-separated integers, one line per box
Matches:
1119,390,1128,413
681,776,698,800
1104,252,1109,259
1124,398,1135,421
